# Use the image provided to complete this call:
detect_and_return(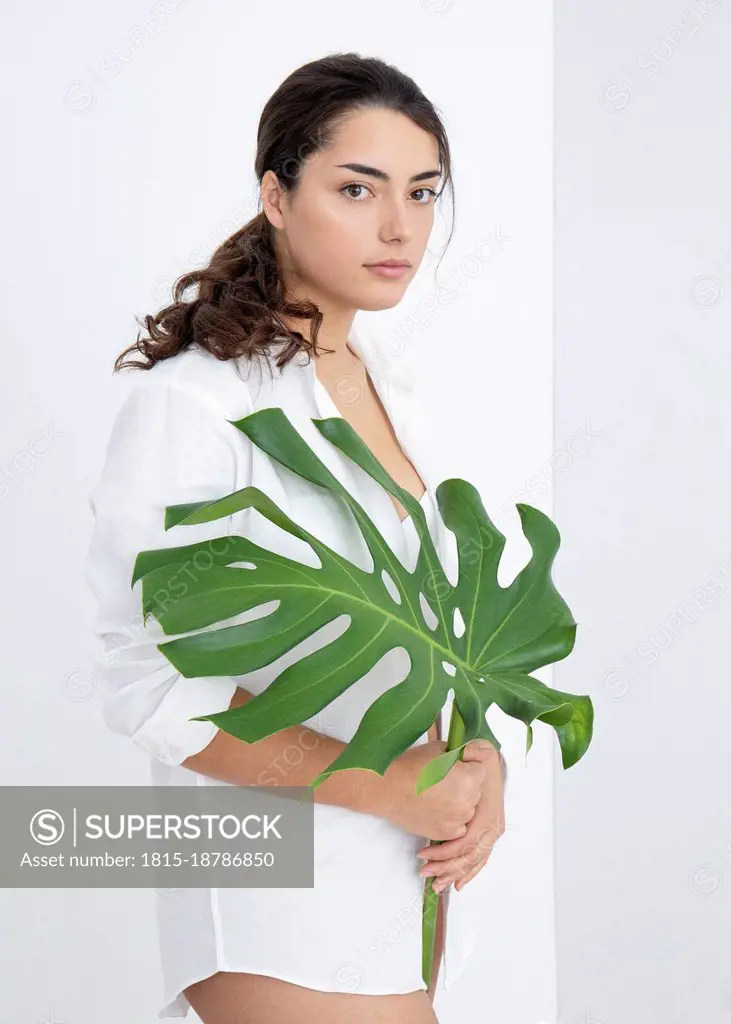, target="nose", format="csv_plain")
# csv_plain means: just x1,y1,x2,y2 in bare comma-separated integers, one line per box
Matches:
377,197,413,245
